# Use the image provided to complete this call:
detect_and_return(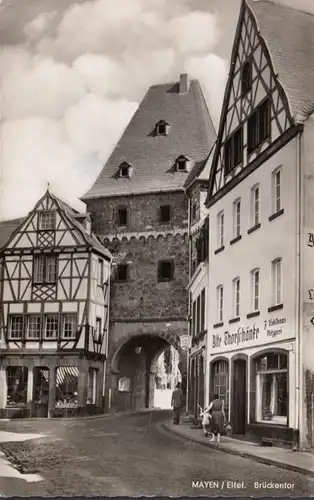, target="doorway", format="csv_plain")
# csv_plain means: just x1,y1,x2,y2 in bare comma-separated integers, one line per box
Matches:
33,367,49,418
232,359,247,435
